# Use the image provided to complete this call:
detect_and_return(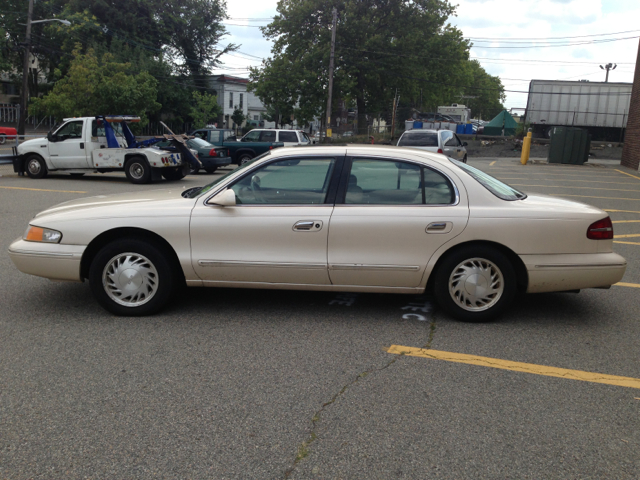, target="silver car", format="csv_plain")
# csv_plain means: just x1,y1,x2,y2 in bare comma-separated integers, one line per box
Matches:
397,129,467,162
